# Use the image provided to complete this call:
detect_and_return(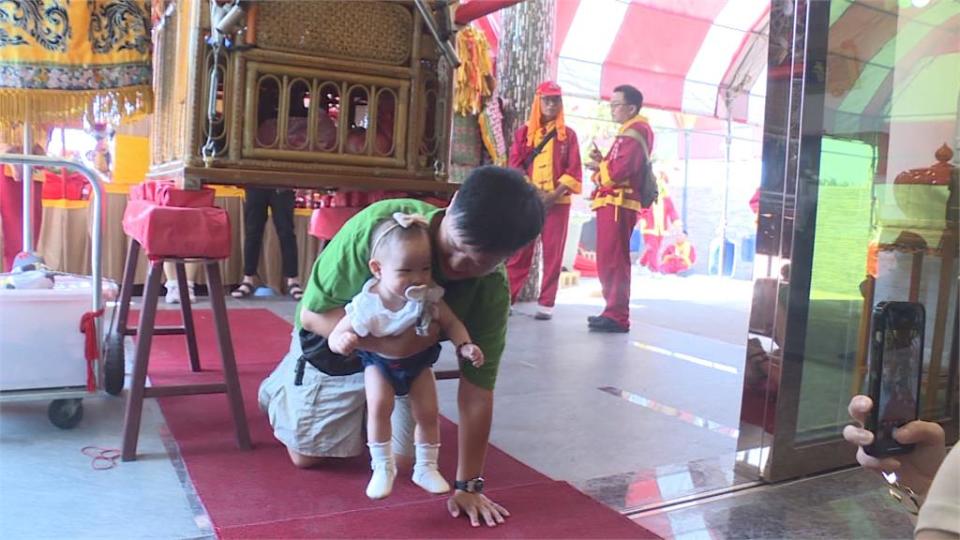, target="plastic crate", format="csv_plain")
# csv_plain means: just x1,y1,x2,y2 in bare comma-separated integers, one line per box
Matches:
0,276,115,392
